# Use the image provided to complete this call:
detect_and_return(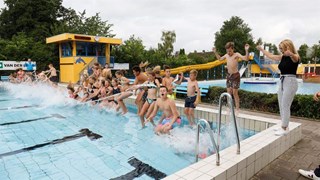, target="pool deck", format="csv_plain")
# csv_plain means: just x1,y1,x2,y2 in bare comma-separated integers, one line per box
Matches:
250,113,320,180
189,100,320,180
